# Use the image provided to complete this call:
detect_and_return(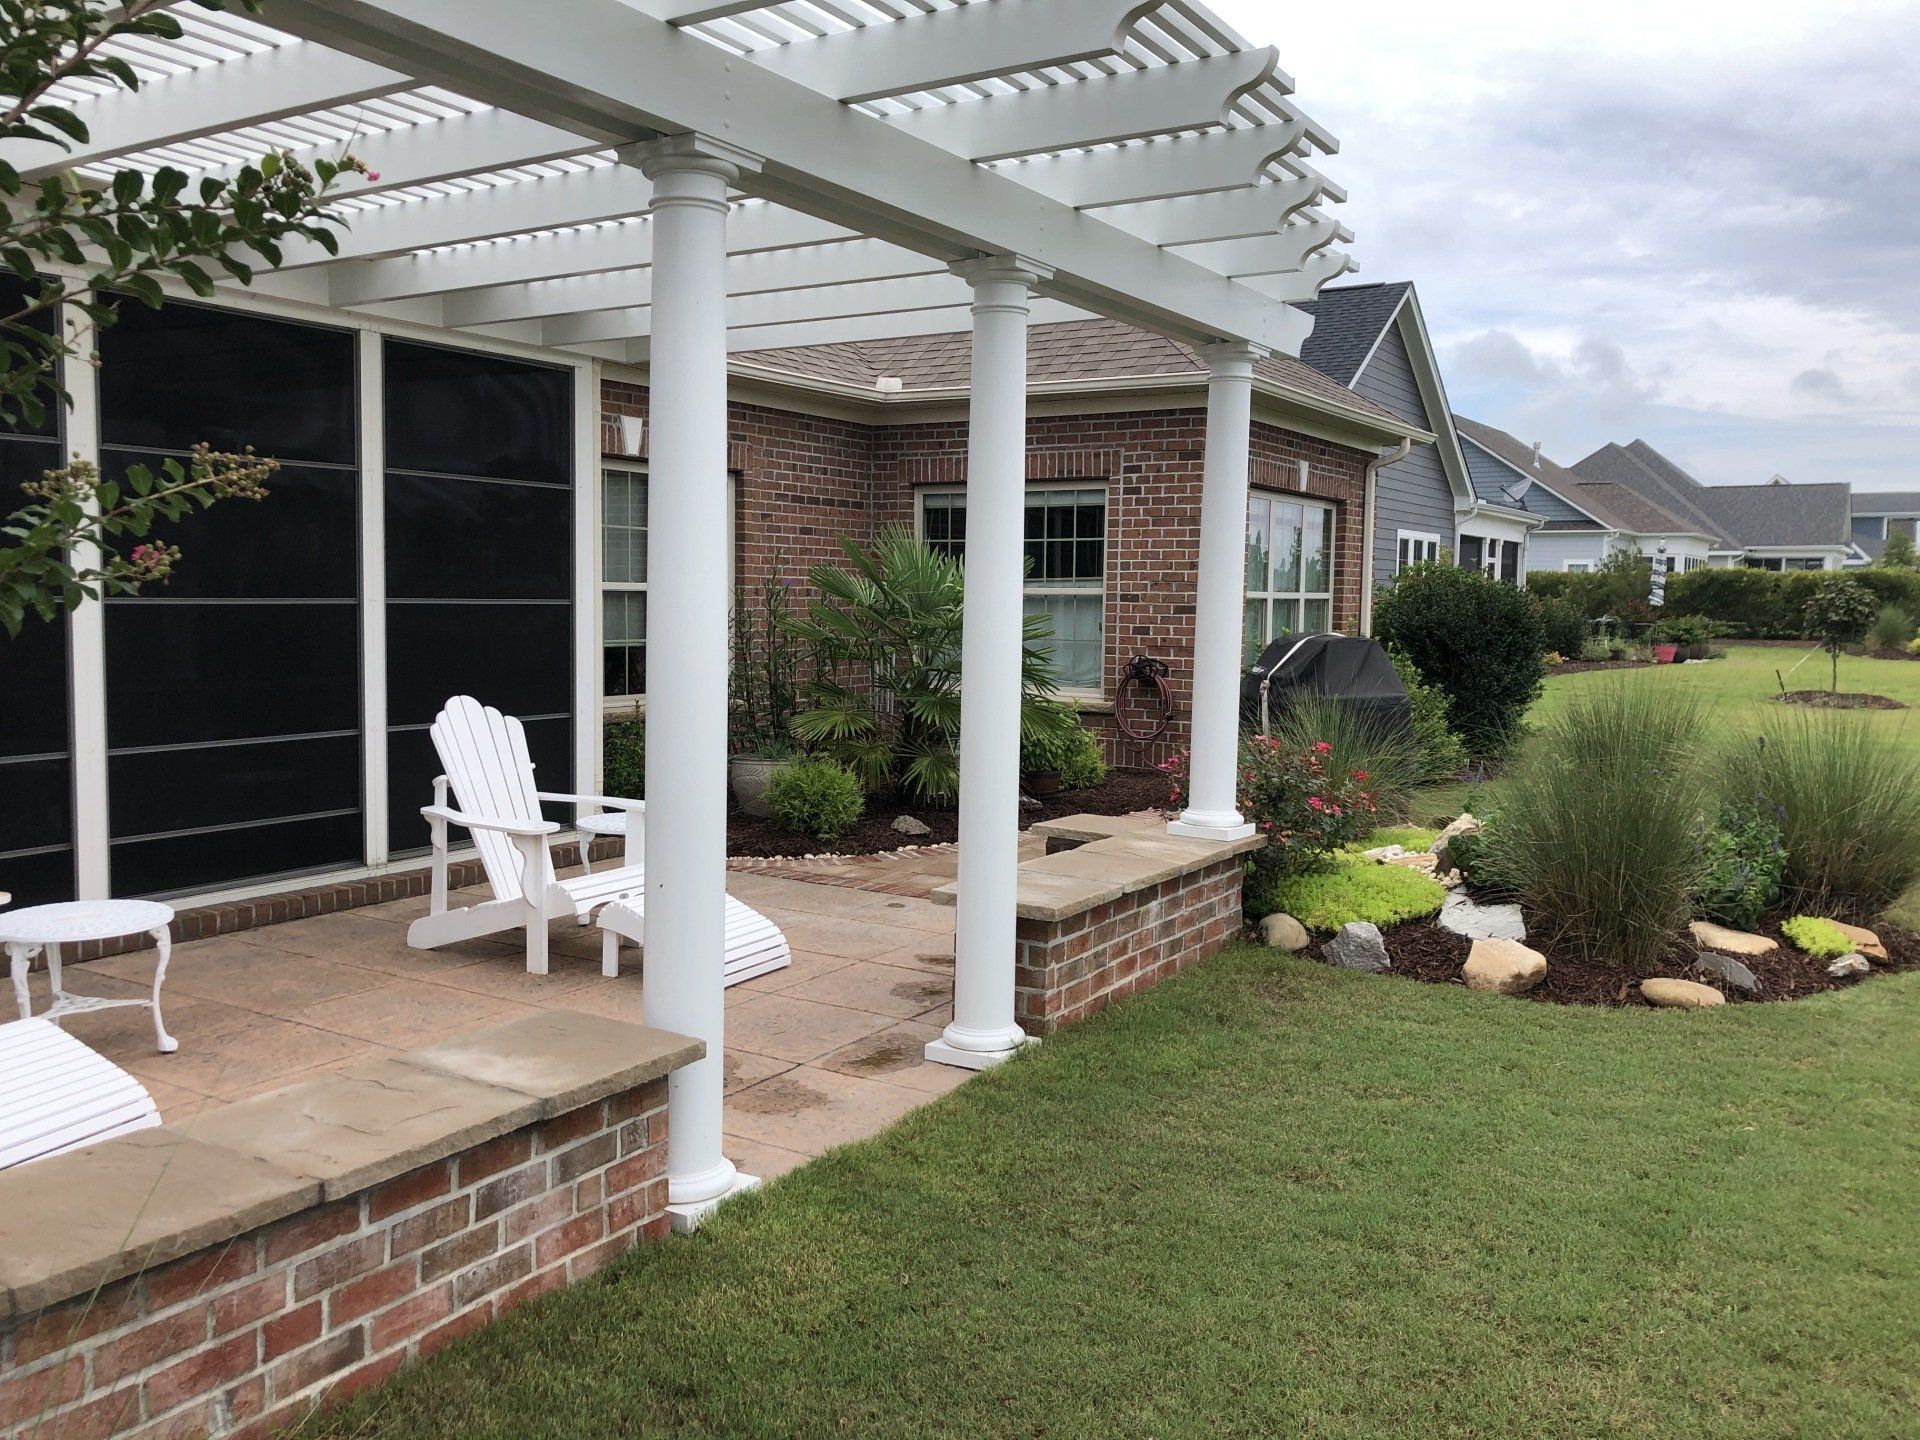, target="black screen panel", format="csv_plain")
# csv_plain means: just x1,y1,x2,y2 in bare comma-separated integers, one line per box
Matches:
384,603,571,728
109,733,360,837
385,472,570,601
111,812,365,899
385,340,571,486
